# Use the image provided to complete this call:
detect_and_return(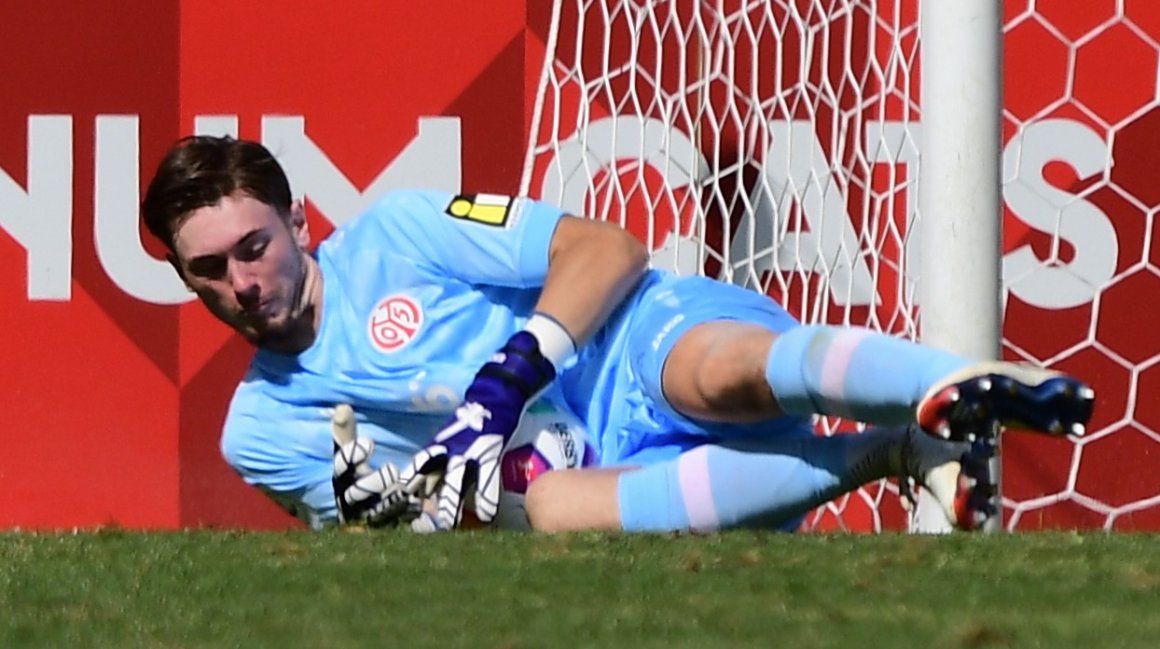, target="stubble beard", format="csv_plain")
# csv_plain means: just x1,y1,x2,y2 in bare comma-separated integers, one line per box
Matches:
256,251,320,355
